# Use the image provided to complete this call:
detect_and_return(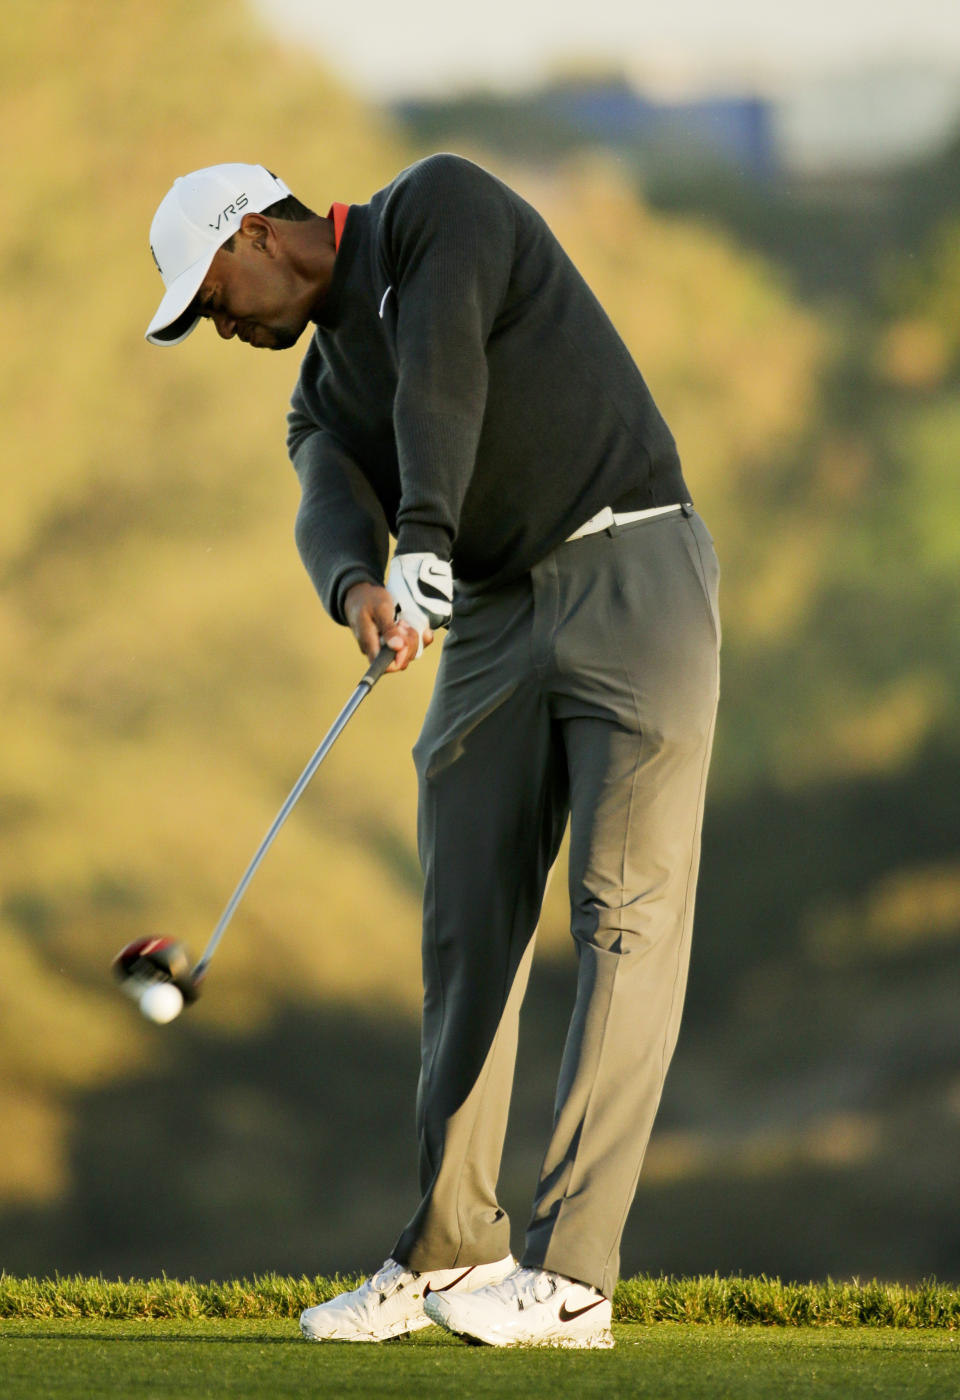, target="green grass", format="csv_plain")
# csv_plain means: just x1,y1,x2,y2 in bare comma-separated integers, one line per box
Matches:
3,1277,958,1399
3,1273,959,1328
1,1319,958,1400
